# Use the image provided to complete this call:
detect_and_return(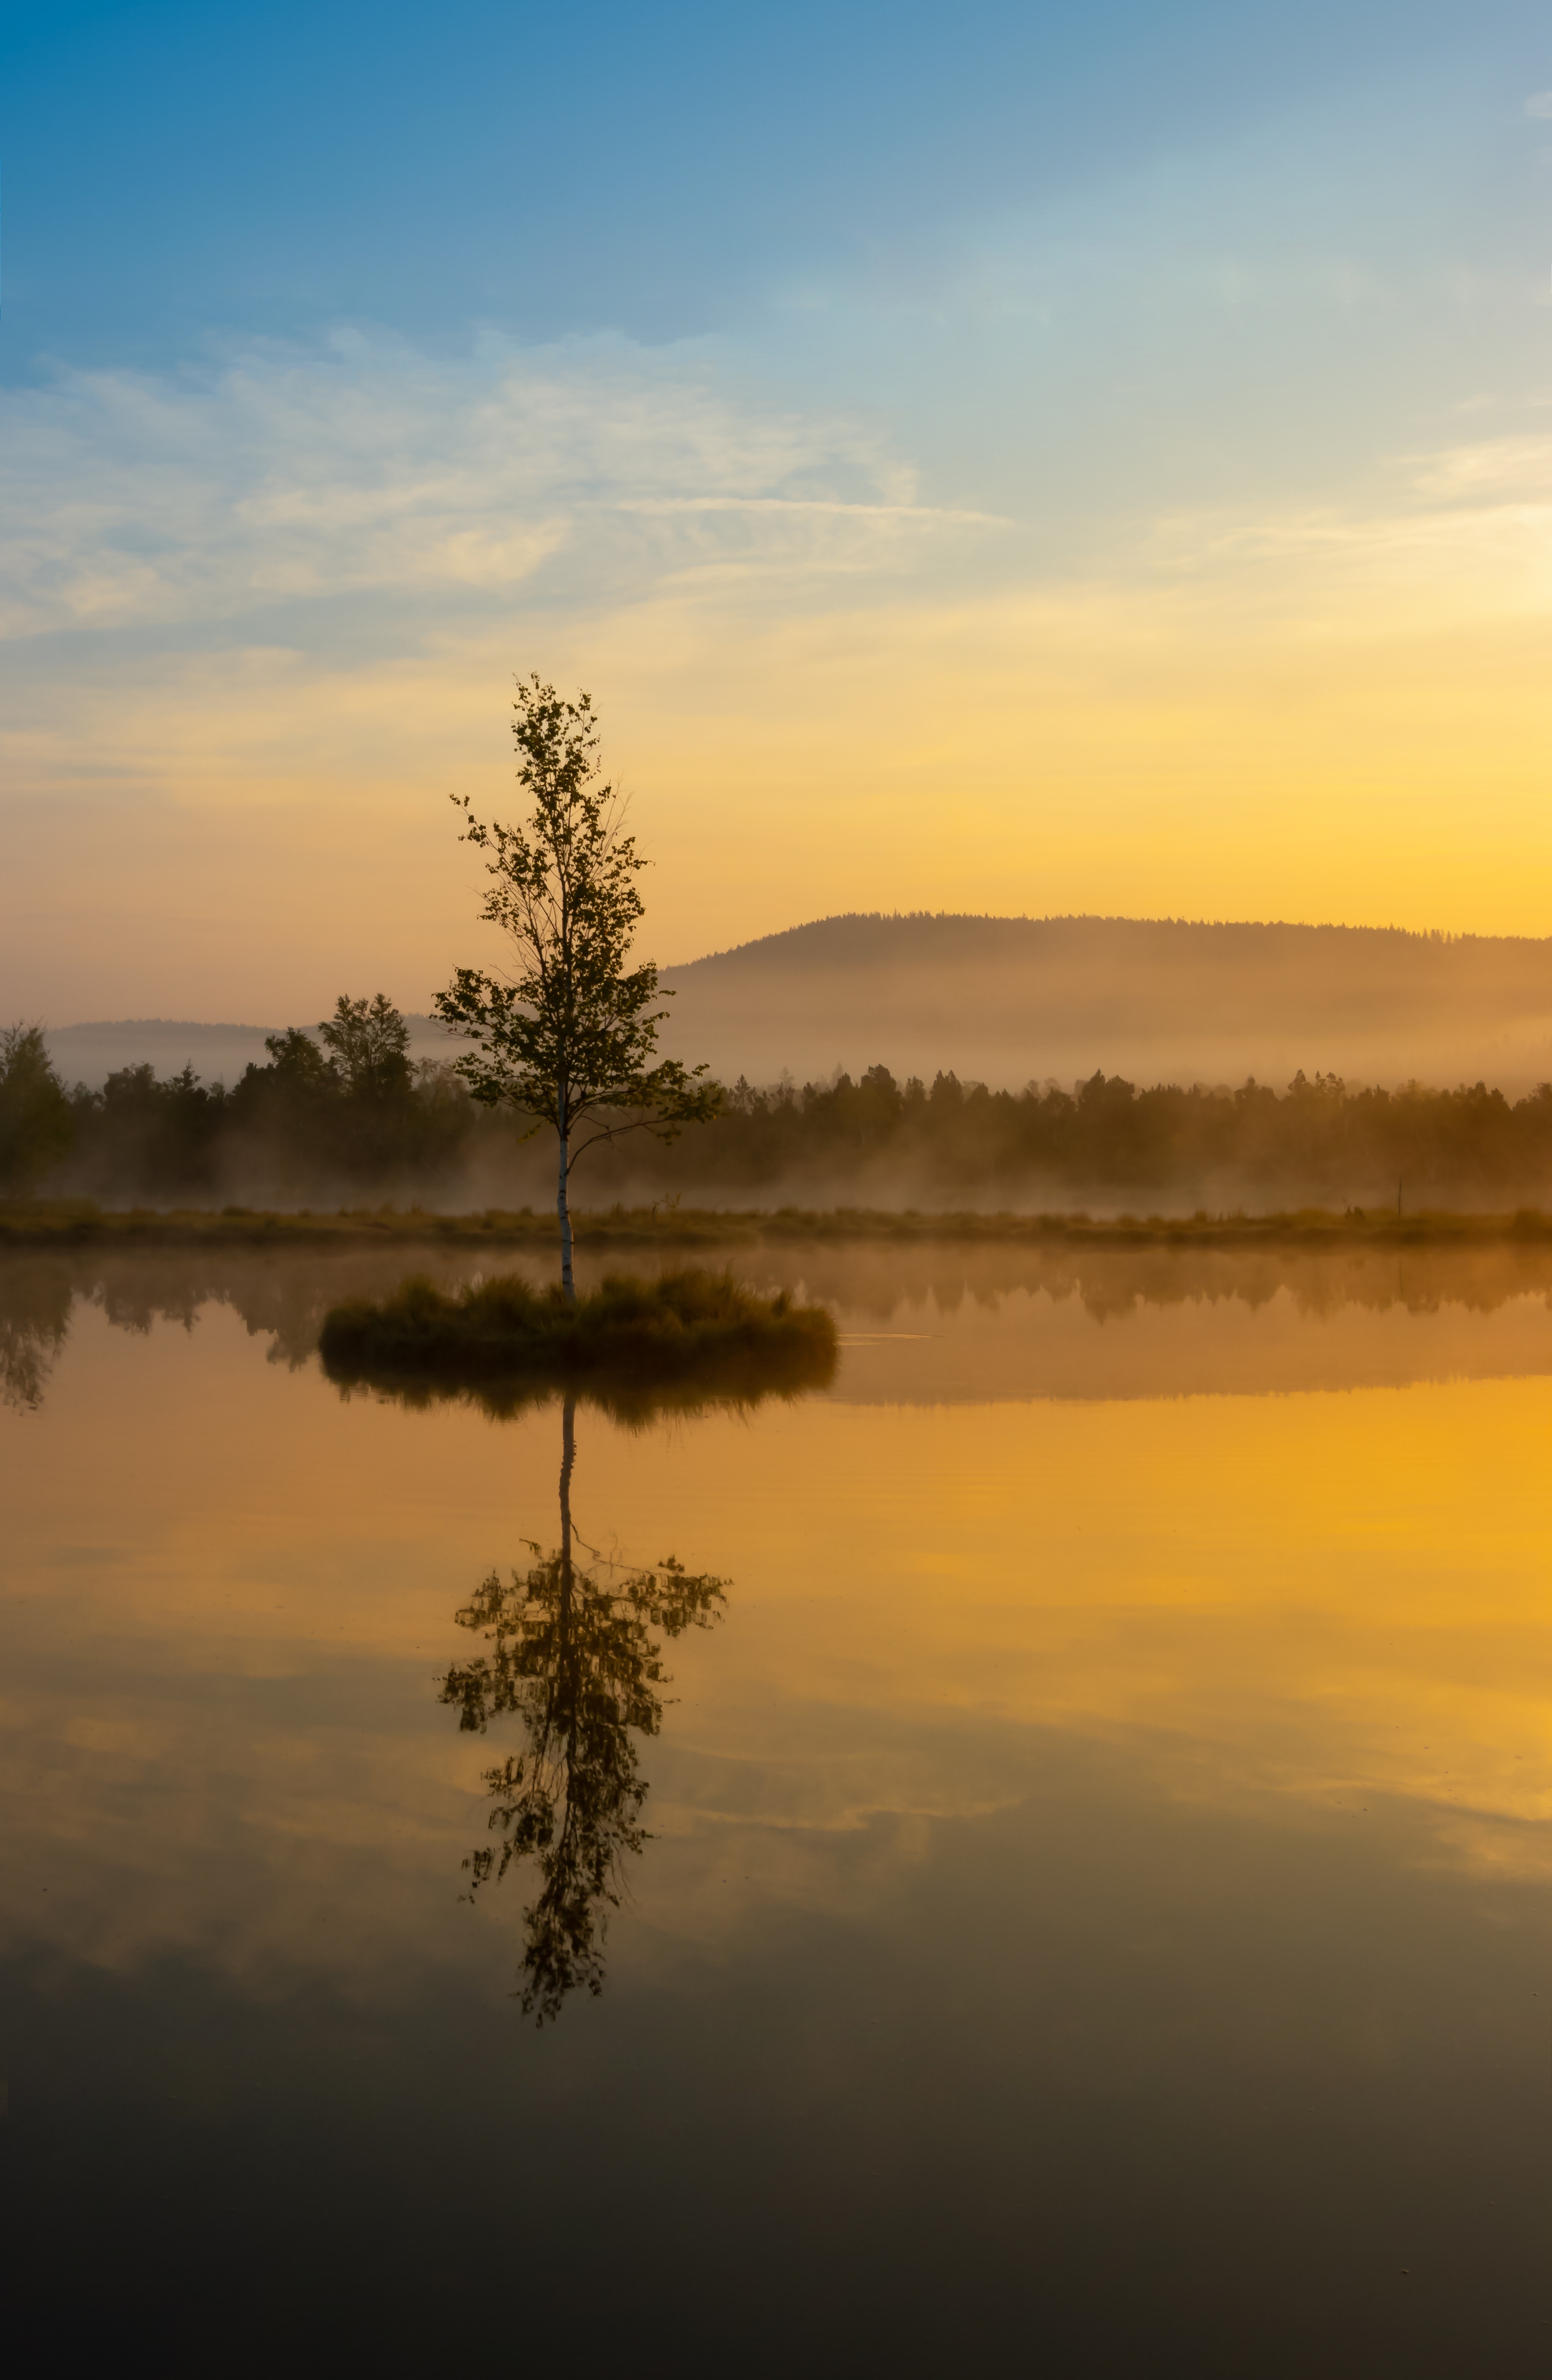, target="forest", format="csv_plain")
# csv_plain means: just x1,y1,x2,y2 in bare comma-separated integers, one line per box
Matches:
7,997,1552,1212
